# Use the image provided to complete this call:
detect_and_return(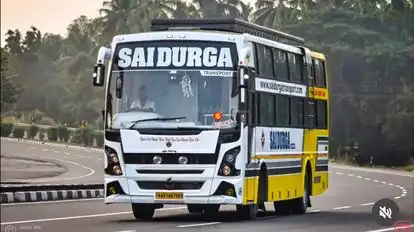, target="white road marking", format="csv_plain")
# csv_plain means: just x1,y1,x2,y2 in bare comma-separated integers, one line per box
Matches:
348,174,354,177
388,183,394,186
17,153,96,182
333,206,351,210
381,181,387,184
53,150,60,153
0,207,186,225
394,196,401,199
365,224,414,232
64,152,71,155
41,149,48,152
177,222,222,228
309,209,321,213
114,231,137,232
356,176,362,179
364,177,370,180
361,202,374,206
